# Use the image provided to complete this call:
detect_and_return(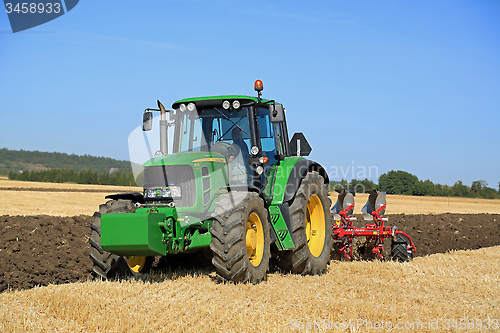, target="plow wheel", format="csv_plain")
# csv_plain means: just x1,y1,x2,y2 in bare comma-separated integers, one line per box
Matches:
90,199,153,279
275,171,332,275
391,233,413,262
210,192,271,283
